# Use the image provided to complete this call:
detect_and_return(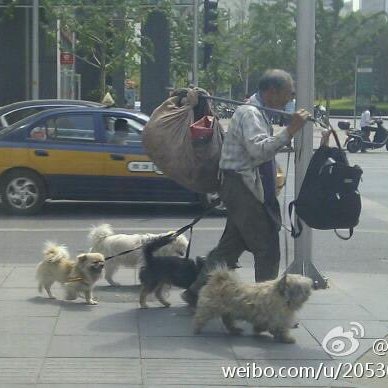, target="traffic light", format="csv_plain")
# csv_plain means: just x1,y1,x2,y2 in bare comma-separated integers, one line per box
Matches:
204,0,218,34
